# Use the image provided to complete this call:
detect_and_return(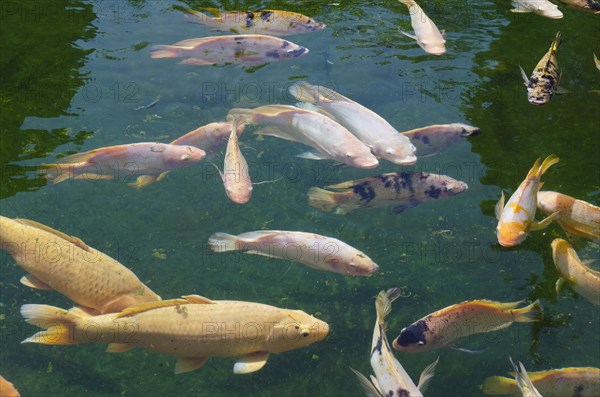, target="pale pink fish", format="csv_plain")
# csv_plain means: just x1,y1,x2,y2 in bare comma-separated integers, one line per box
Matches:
43,142,205,188
289,82,417,165
184,9,326,36
401,123,481,157
150,35,308,66
208,230,379,276
212,122,252,204
227,105,379,169
495,155,560,247
170,122,245,153
397,0,446,55
537,191,600,242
